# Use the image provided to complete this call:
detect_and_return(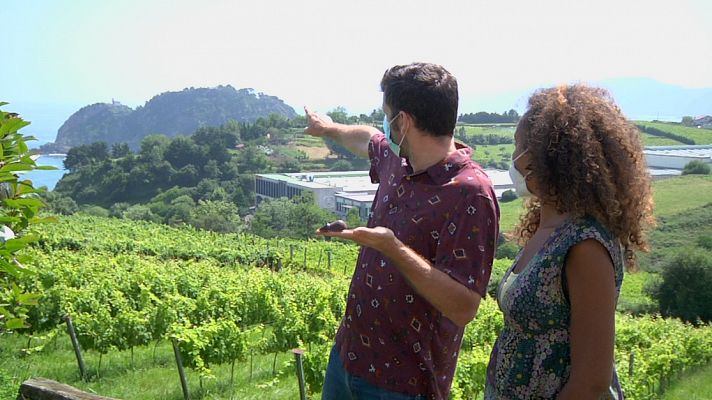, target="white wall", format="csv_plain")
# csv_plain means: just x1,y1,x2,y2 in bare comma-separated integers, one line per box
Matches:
645,154,711,169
